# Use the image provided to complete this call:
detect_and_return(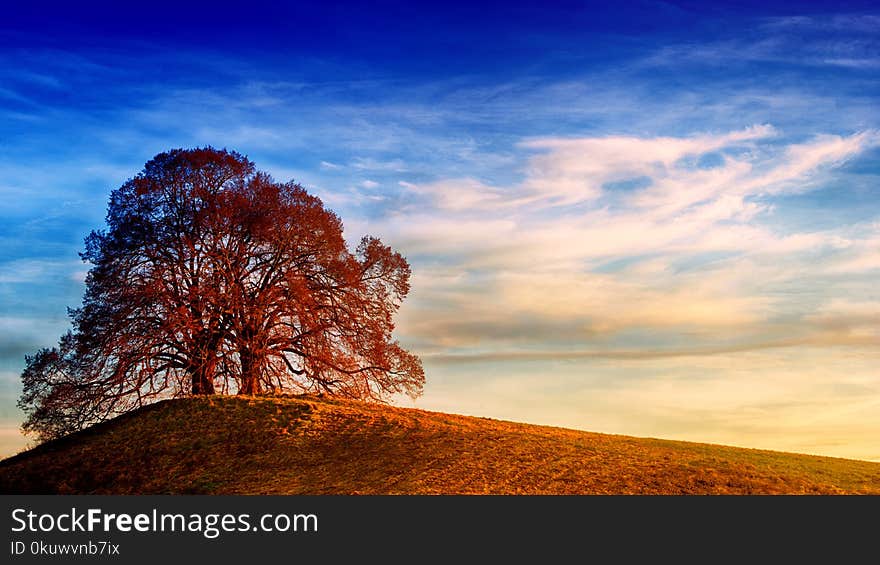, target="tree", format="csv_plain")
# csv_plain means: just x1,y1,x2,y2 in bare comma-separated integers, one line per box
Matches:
19,147,424,441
